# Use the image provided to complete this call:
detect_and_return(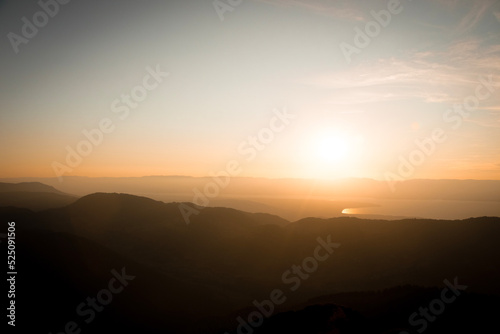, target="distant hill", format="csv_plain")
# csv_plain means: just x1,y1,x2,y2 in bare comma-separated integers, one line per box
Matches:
21,193,500,297
2,176,500,219
2,176,500,202
3,191,500,333
0,181,67,194
0,182,78,211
